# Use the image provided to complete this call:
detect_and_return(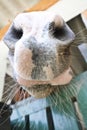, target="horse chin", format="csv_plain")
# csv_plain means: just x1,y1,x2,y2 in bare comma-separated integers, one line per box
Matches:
27,85,54,98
